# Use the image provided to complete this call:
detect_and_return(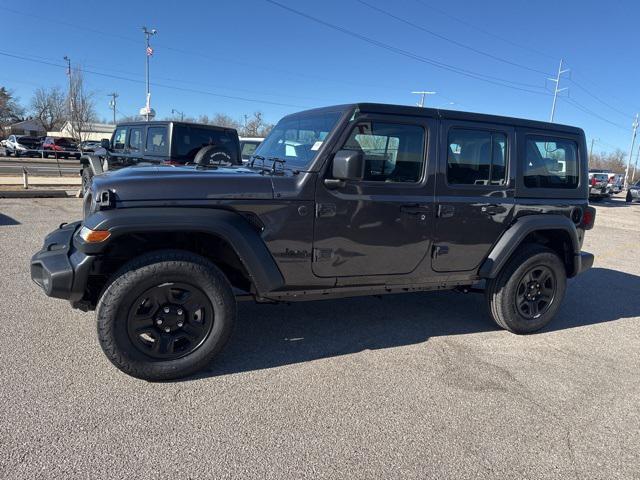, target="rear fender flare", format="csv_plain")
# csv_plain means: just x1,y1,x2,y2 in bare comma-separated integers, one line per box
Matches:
479,214,580,279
